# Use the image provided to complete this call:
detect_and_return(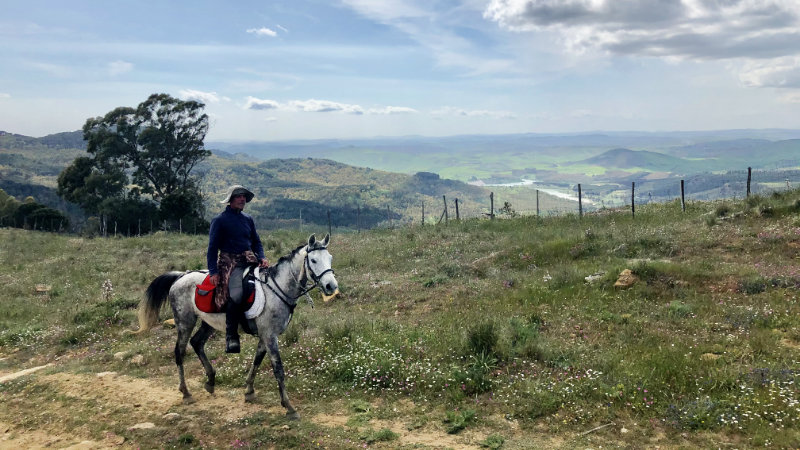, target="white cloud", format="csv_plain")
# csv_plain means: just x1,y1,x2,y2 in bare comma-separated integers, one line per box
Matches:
179,89,224,103
368,106,418,114
265,117,278,122
739,57,800,88
276,24,289,33
0,93,9,99
107,60,133,76
287,99,364,114
246,27,278,37
245,96,280,110
339,0,429,21
431,106,516,119
483,0,800,61
244,97,416,116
